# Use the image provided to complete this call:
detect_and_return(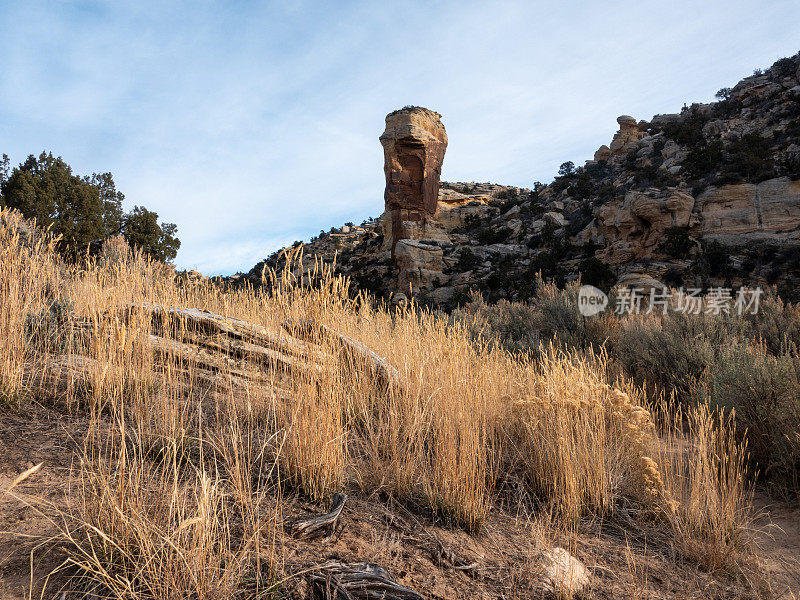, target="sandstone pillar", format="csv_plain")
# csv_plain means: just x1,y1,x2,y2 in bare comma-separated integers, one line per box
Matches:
380,107,448,258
